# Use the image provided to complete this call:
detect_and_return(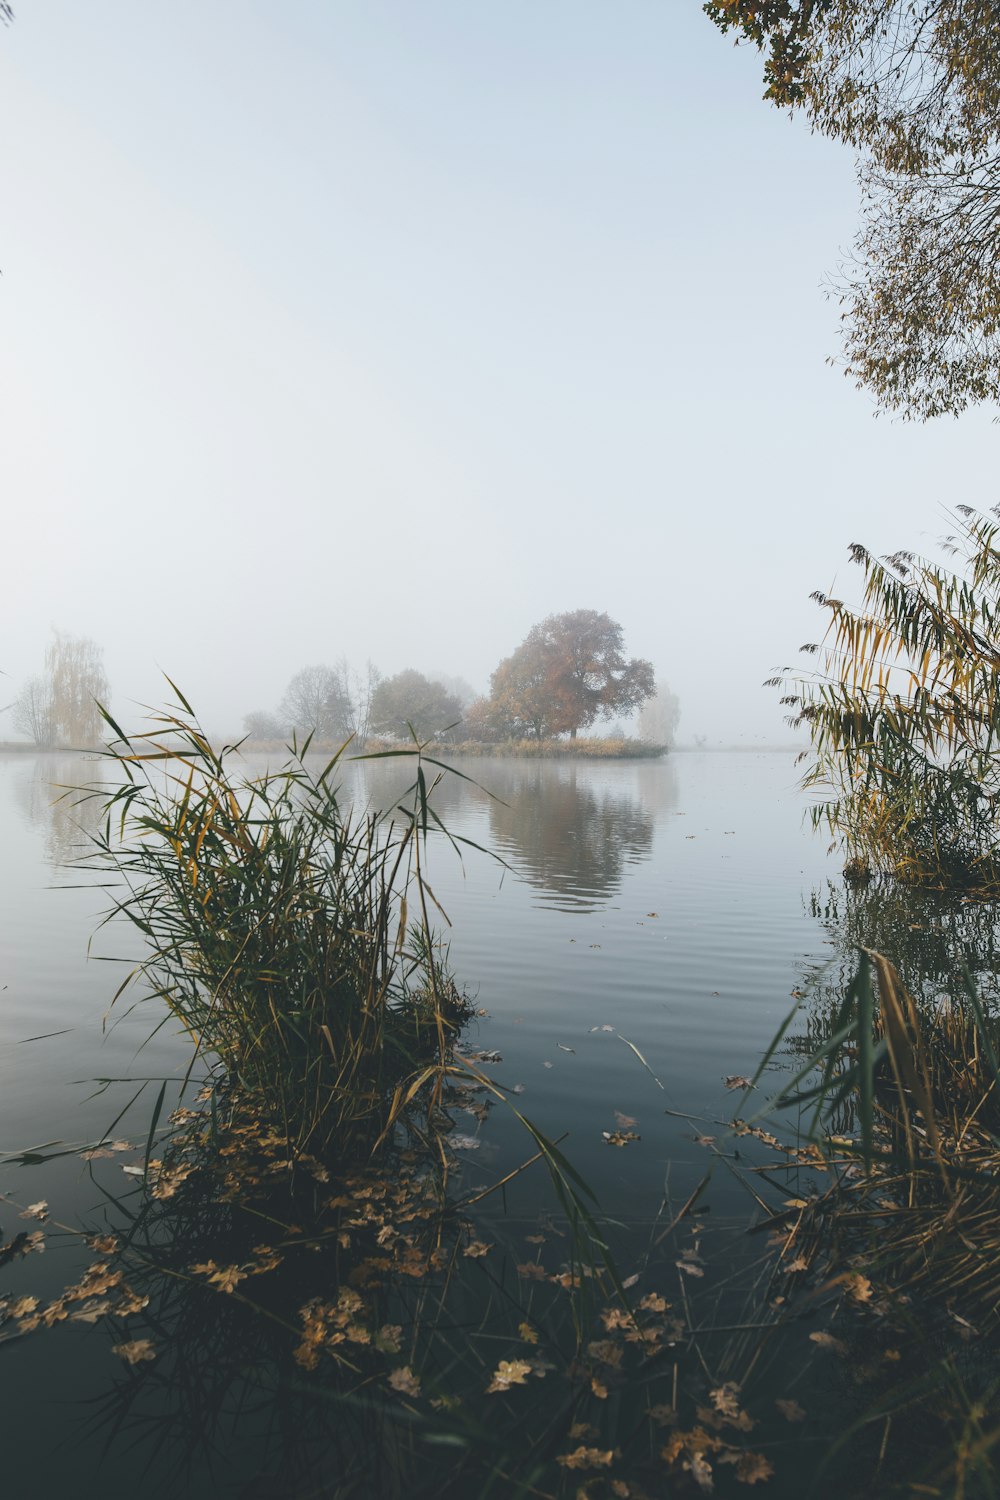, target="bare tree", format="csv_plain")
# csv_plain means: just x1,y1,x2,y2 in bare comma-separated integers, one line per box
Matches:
12,675,54,746
279,665,353,742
